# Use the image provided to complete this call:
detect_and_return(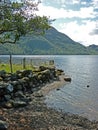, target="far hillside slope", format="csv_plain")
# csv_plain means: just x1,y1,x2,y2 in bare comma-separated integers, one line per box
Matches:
0,27,98,55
